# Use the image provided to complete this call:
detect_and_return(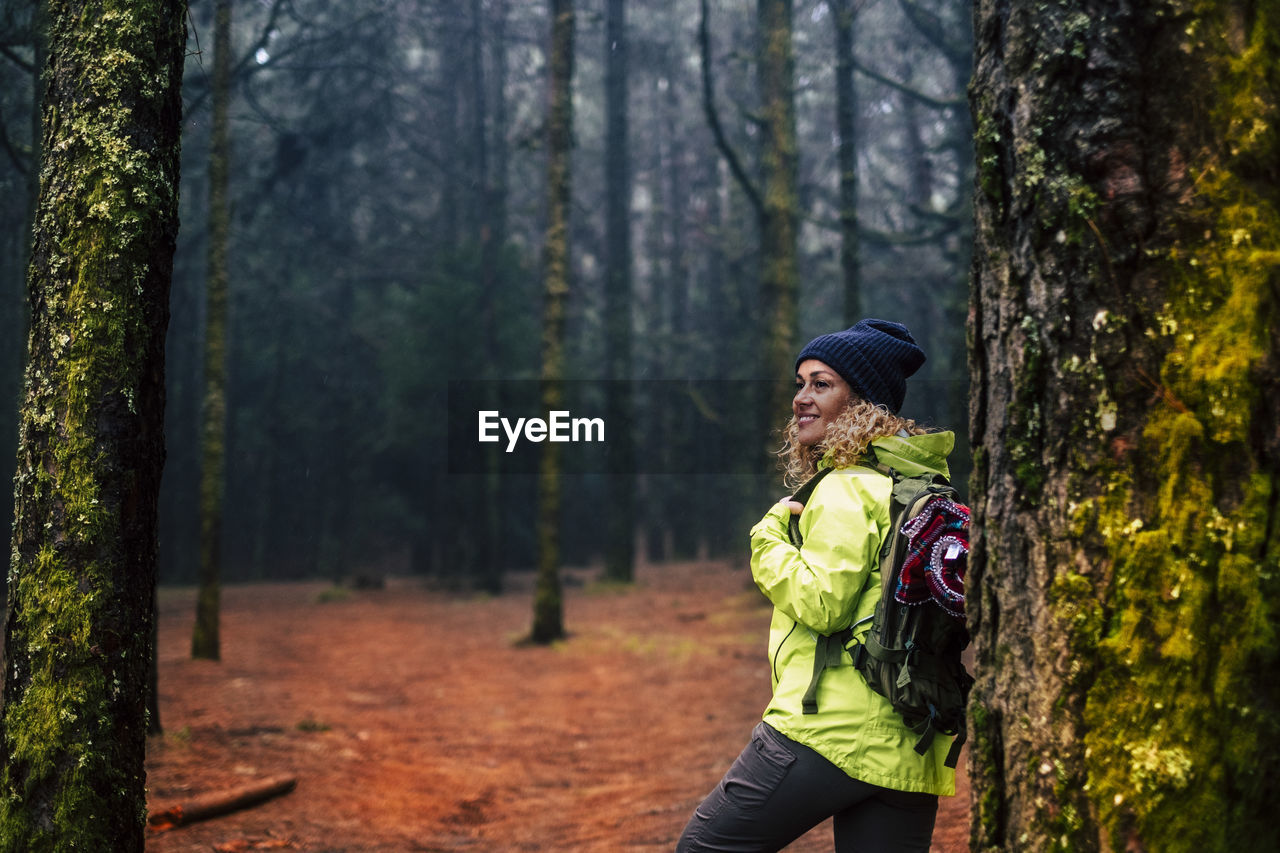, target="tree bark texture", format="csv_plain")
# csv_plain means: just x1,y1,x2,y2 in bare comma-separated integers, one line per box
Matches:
193,0,232,662
531,0,575,644
969,2,1279,851
1,0,186,849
